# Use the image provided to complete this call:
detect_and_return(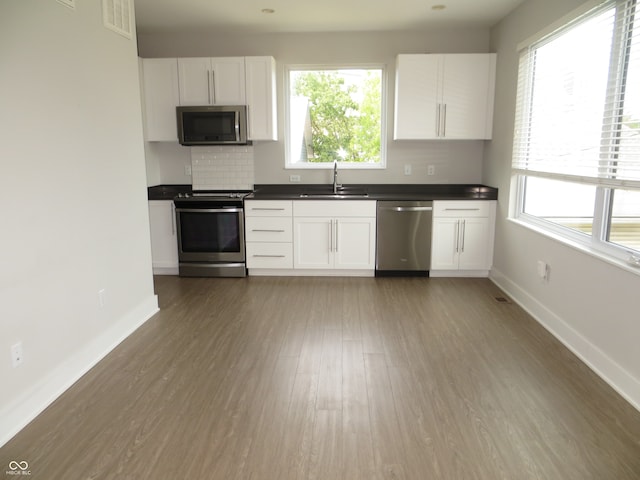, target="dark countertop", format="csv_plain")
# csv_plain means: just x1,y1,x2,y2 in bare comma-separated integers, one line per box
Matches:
148,183,499,201
247,184,498,201
148,184,192,200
